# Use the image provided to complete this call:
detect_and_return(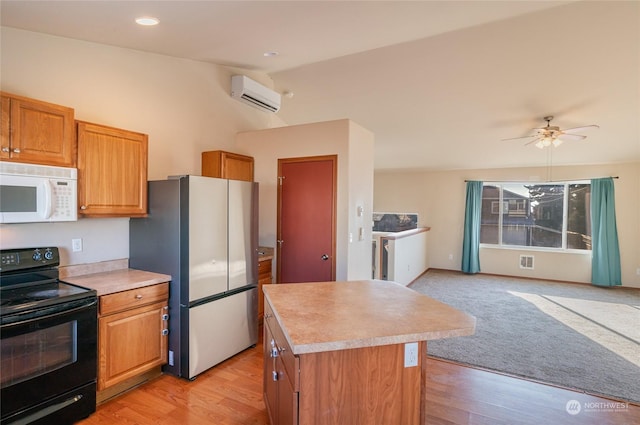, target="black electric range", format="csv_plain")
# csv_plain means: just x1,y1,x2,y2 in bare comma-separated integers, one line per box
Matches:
0,247,97,323
0,247,98,424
